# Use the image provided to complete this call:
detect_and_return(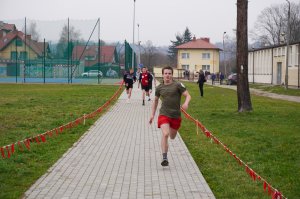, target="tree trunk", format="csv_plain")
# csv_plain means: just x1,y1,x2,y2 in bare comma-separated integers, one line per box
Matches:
236,0,253,112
